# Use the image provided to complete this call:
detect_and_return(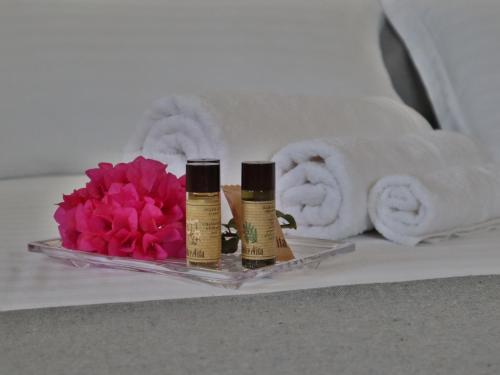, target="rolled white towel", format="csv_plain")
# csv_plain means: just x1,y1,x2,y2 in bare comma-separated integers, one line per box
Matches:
273,131,488,240
124,95,225,177
125,92,431,181
368,163,500,245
